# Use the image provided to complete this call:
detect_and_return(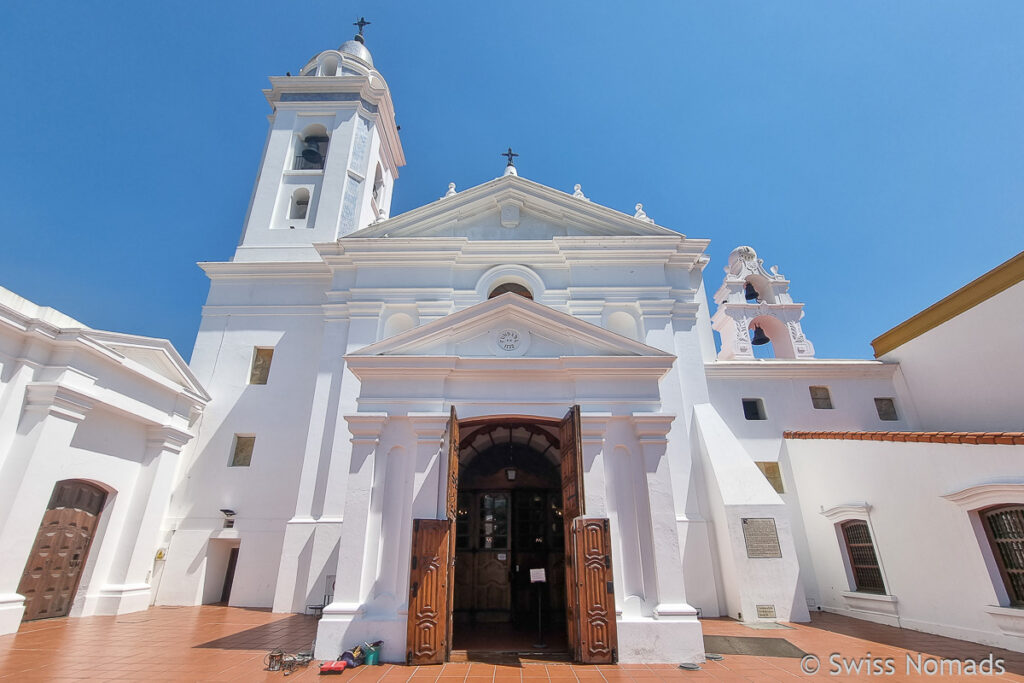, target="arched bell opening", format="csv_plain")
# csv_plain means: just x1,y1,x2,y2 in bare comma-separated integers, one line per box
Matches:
450,416,568,653
748,315,796,359
743,273,775,304
295,124,329,170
